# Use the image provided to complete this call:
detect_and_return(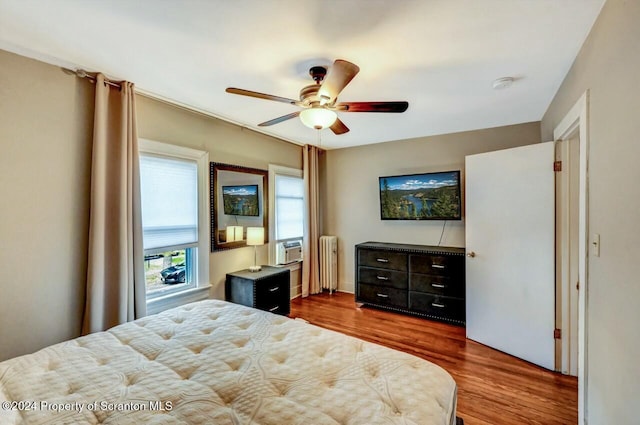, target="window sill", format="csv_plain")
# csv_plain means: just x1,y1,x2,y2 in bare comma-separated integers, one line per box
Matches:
146,284,211,316
272,259,302,272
